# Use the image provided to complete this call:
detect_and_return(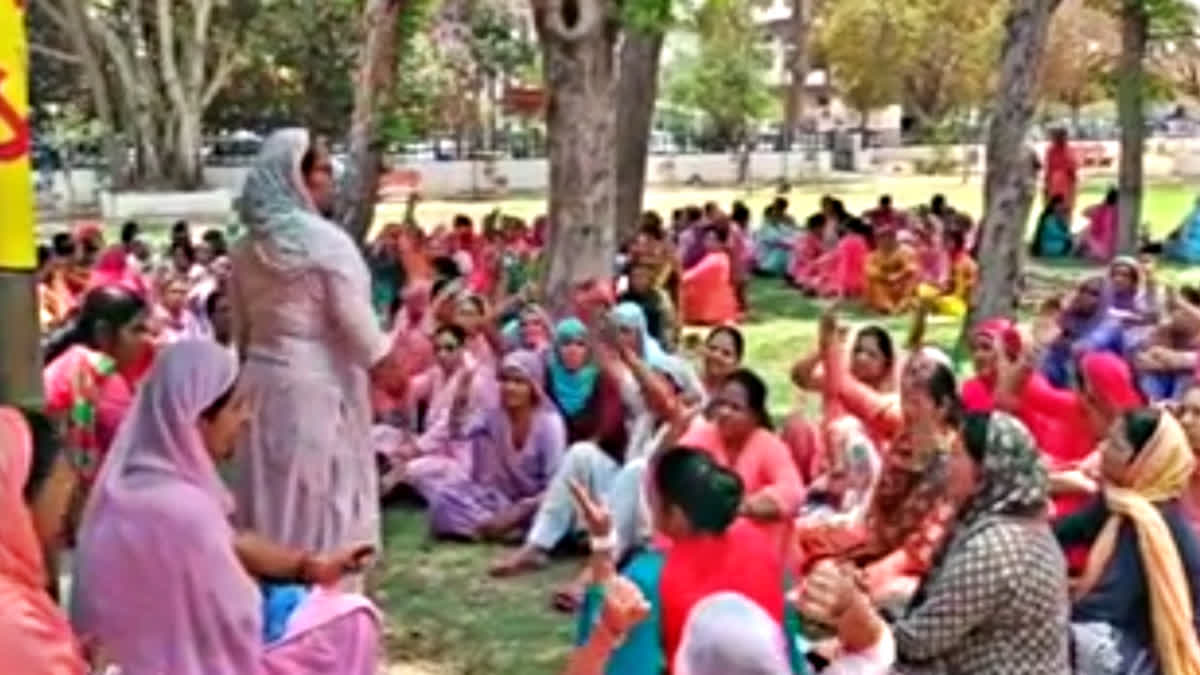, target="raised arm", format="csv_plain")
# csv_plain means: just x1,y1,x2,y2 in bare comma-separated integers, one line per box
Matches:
790,349,824,392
